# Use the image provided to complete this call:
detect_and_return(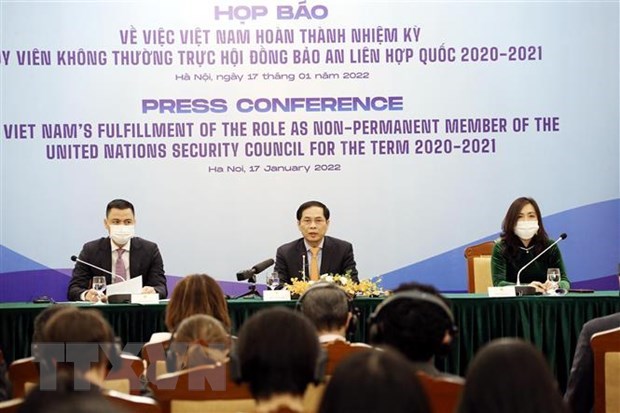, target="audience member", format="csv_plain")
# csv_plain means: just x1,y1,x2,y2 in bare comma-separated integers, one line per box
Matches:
37,307,118,388
68,198,167,302
368,282,462,381
318,350,431,413
164,273,231,335
275,200,358,284
491,196,570,293
565,312,620,413
32,304,71,343
18,371,122,413
457,338,568,413
235,307,323,413
166,314,231,372
297,281,365,345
